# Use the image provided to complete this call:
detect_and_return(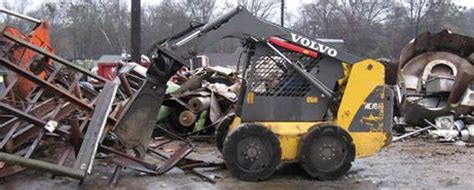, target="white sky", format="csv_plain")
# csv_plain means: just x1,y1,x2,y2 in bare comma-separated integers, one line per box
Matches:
142,0,474,17
150,0,474,13
2,0,474,18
